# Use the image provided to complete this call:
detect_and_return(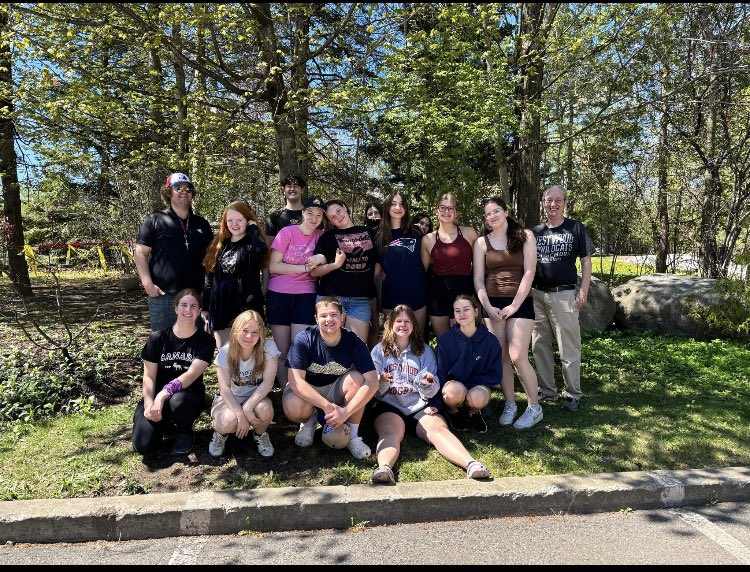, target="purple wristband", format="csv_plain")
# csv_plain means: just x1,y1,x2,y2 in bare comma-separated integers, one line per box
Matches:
164,379,183,397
